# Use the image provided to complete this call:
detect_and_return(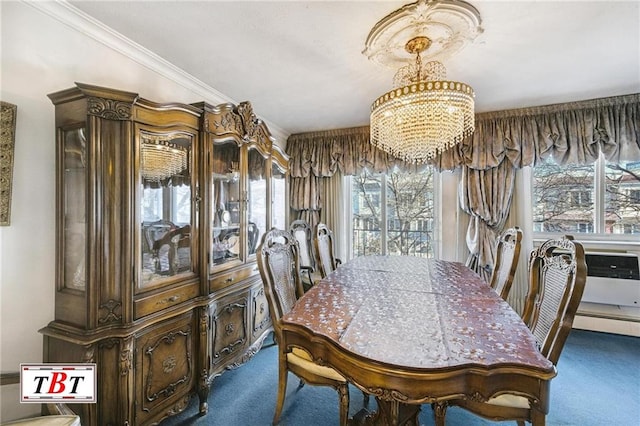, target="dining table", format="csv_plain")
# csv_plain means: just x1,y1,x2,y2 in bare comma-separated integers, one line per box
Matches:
280,255,556,425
